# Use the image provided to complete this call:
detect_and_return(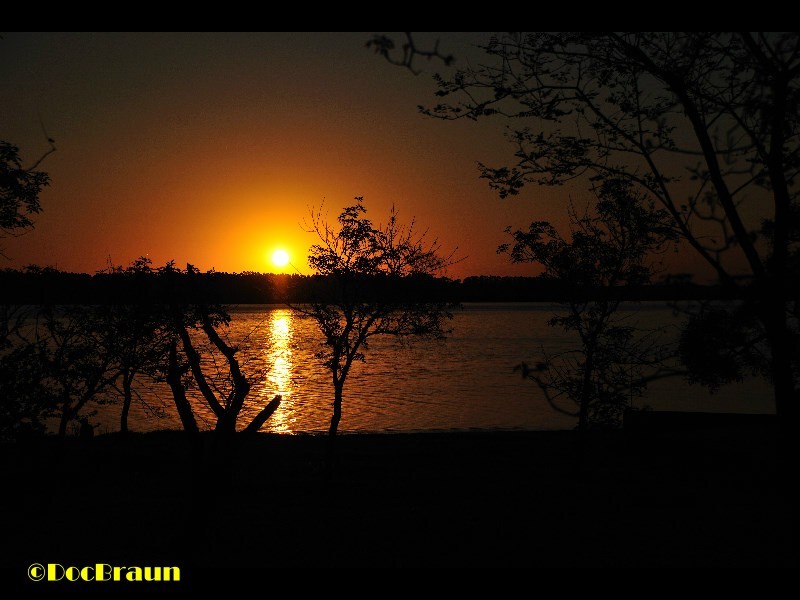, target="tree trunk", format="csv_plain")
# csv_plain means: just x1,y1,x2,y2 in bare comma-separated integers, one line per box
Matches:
214,412,237,437
120,374,132,435
327,383,344,469
57,401,72,440
242,395,281,435
578,354,593,433
576,348,595,471
166,342,200,438
329,384,343,437
760,297,799,489
769,334,797,427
